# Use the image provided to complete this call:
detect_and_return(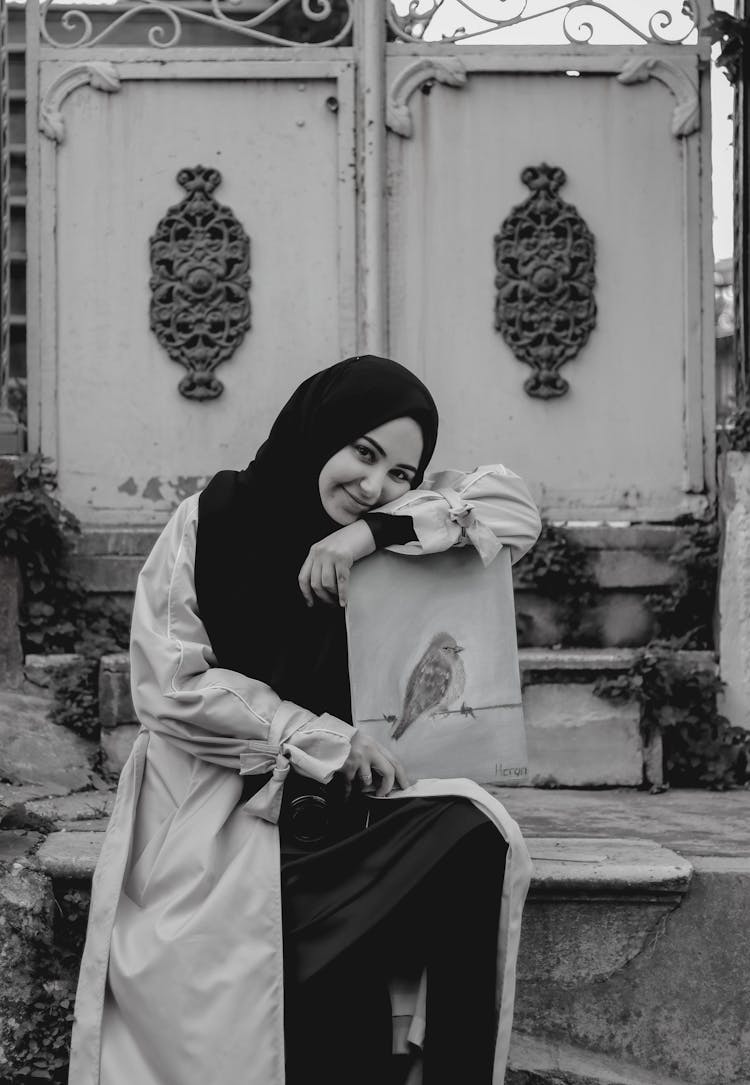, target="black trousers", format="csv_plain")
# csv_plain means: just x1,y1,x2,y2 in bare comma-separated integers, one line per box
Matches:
281,798,507,1085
